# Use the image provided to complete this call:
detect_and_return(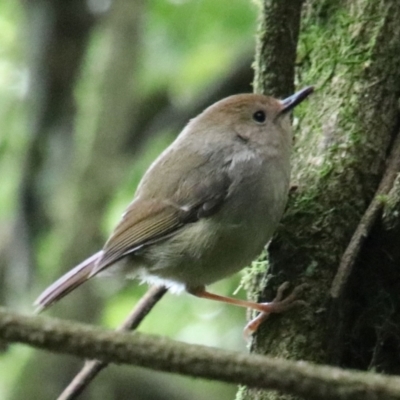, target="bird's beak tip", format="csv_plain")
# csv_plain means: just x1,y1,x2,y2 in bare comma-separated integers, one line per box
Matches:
280,86,314,113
